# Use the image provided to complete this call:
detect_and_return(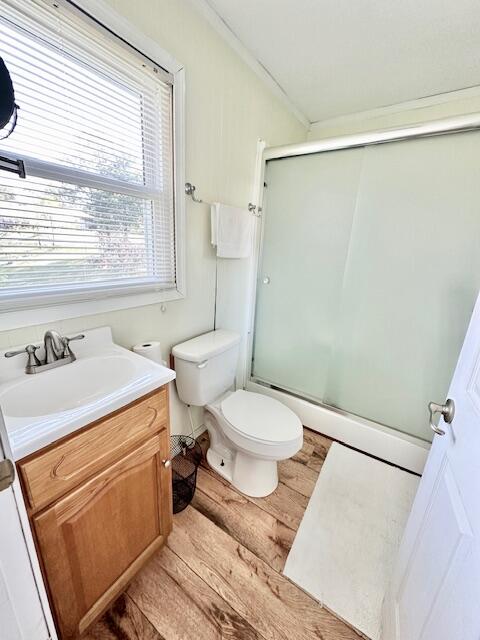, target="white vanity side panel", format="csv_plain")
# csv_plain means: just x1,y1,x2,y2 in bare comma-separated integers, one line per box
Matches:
0,486,50,640
0,421,57,640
